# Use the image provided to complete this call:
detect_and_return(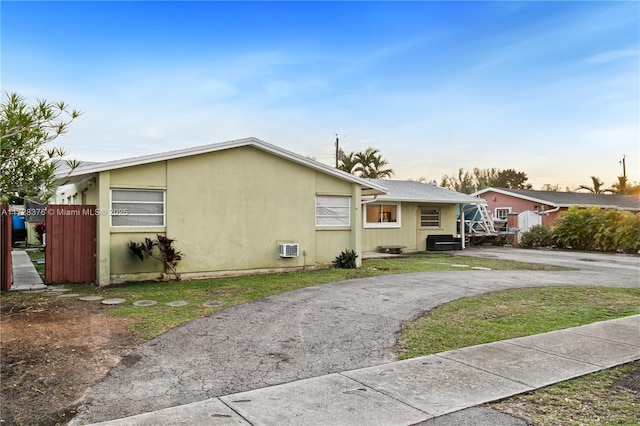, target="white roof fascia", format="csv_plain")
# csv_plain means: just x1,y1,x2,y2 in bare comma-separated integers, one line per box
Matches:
53,137,387,195
472,187,559,208
375,196,486,204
